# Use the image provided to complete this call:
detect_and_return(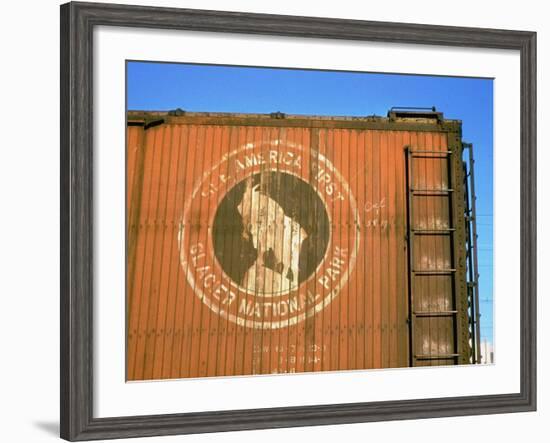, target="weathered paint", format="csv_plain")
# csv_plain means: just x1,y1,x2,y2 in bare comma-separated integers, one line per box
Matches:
126,111,470,380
